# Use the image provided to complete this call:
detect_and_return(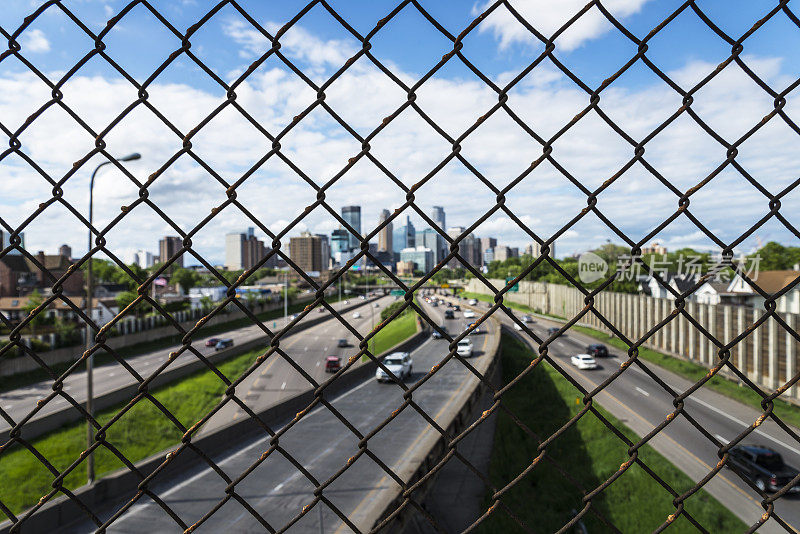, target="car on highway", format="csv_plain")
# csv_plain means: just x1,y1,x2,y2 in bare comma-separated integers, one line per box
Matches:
431,300,438,307
586,344,609,358
547,326,560,336
337,338,348,348
727,445,800,493
317,307,326,313
522,315,534,323
343,300,349,305
463,309,476,319
444,310,455,319
215,339,234,351
374,302,380,307
570,353,597,370
205,338,220,347
359,295,366,300
325,356,341,373
453,305,460,311
352,312,361,319
513,322,524,331
456,338,473,357
445,301,452,307
375,352,413,382
468,299,478,305
432,326,448,339
466,322,481,335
